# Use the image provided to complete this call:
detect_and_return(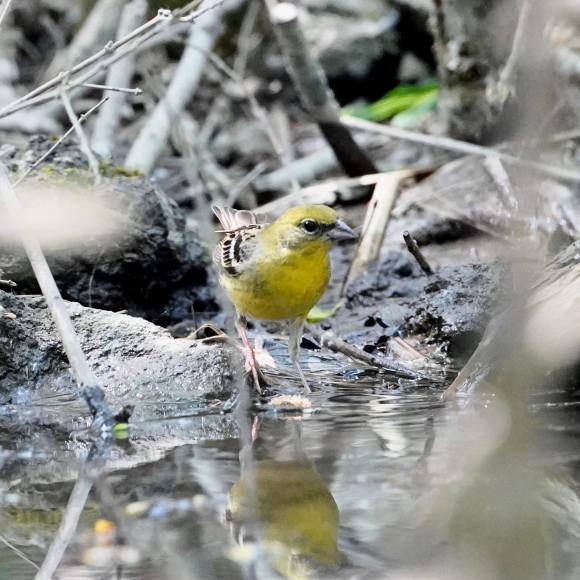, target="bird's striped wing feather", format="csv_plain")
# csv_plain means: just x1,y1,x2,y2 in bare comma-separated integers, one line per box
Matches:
214,226,263,276
213,206,269,277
